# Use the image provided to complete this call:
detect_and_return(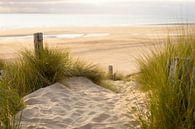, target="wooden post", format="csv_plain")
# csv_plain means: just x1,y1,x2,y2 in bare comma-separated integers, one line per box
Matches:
108,65,113,80
168,58,193,83
34,32,43,58
168,57,179,82
184,58,192,82
168,58,195,121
